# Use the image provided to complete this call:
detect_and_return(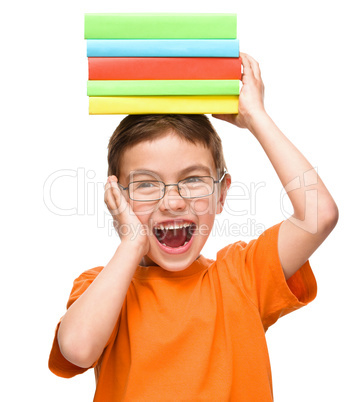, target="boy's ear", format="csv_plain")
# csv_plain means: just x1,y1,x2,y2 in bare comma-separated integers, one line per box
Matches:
216,174,231,214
